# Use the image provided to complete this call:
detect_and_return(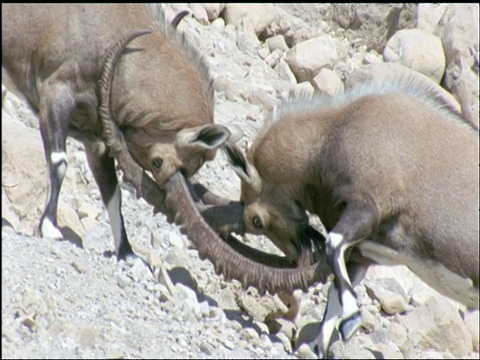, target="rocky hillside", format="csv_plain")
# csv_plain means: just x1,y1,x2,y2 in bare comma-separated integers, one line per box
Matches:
2,3,479,359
